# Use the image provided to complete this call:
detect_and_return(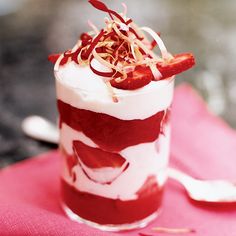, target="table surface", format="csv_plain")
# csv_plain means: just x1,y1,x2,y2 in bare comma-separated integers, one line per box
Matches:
1,0,236,168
